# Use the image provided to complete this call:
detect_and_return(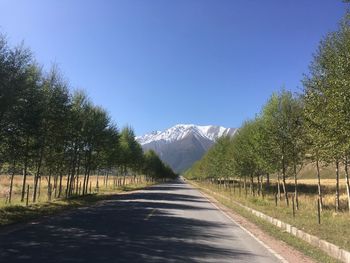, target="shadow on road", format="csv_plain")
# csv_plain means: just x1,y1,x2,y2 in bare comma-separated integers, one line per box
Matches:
0,181,257,262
